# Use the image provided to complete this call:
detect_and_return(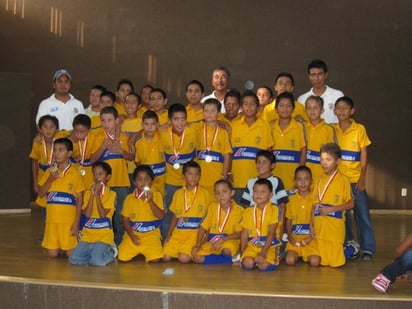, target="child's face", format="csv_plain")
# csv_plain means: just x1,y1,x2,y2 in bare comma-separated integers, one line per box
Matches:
89,89,103,107
241,96,258,117
39,120,58,141
124,95,140,117
212,70,229,91
214,183,234,206
150,91,168,112
256,156,274,177
276,98,294,119
308,68,327,89
53,143,72,164
142,118,158,136
134,171,153,191
183,167,200,189
169,111,186,134
224,97,240,119
305,99,324,122
93,166,110,183
334,101,354,122
203,104,219,123
140,87,152,106
101,113,117,132
116,83,132,103
320,152,339,175
186,84,204,104
294,170,312,193
253,183,273,206
256,88,272,106
100,95,114,108
274,76,294,95
73,124,89,141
